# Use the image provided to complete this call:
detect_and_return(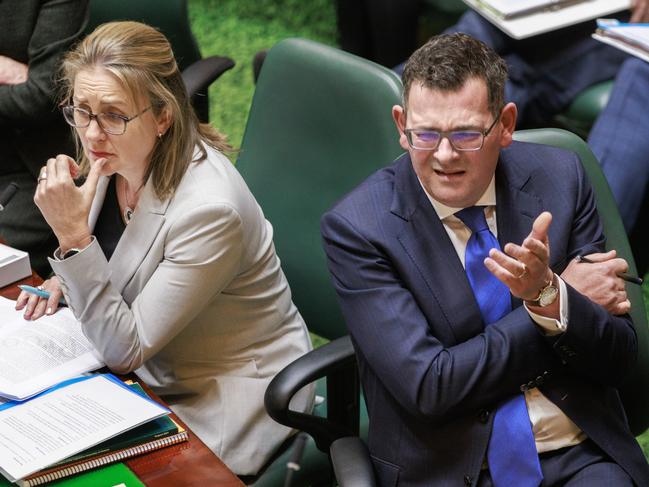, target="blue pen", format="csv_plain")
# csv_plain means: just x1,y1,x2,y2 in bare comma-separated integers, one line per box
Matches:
18,285,67,305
